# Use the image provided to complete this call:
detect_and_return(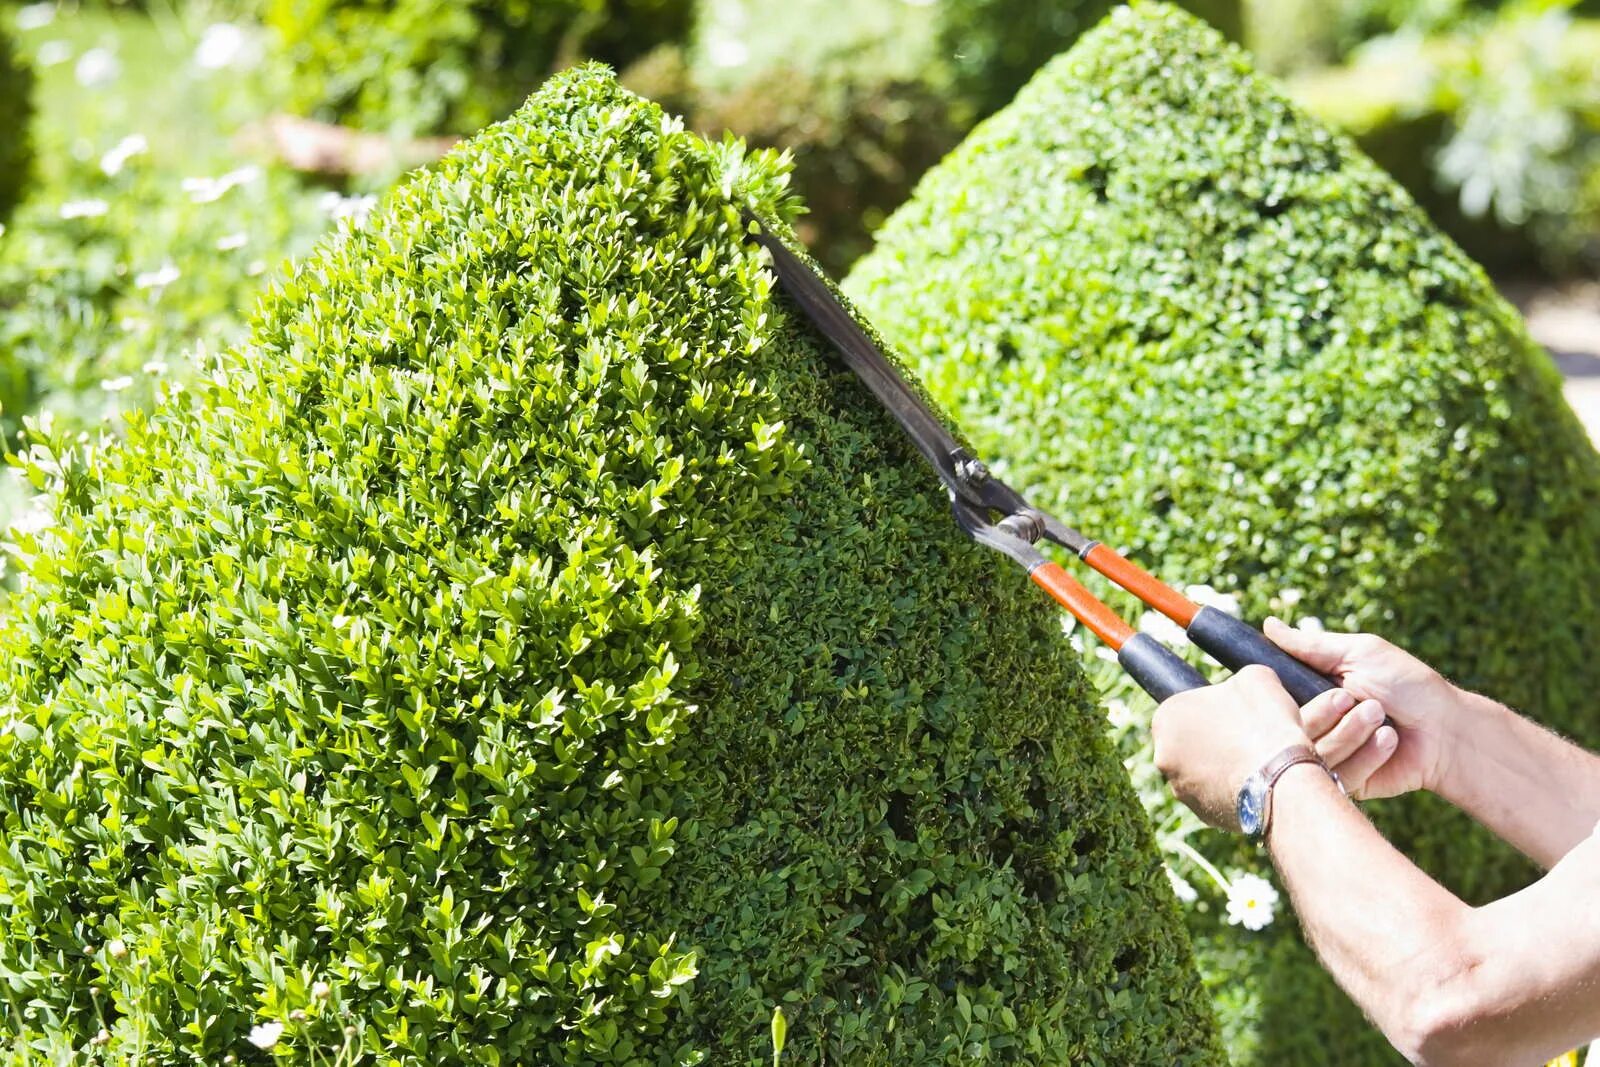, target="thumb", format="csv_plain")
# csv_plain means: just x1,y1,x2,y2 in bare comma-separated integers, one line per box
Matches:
1264,616,1359,675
